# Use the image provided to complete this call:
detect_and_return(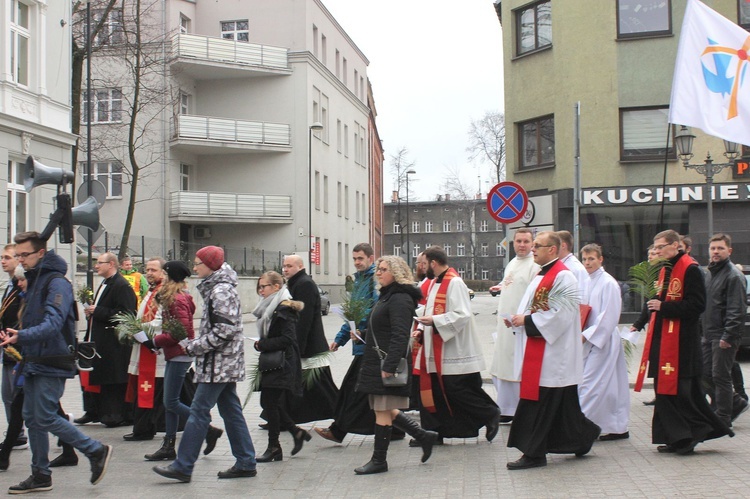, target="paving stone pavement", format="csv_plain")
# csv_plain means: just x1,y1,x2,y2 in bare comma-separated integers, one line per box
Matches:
4,295,750,497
